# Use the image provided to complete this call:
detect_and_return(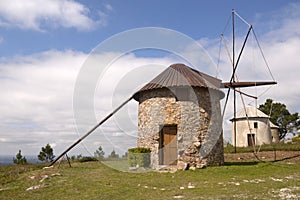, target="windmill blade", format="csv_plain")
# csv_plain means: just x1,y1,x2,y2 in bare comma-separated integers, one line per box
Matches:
229,25,253,84
222,81,277,88
221,88,231,120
